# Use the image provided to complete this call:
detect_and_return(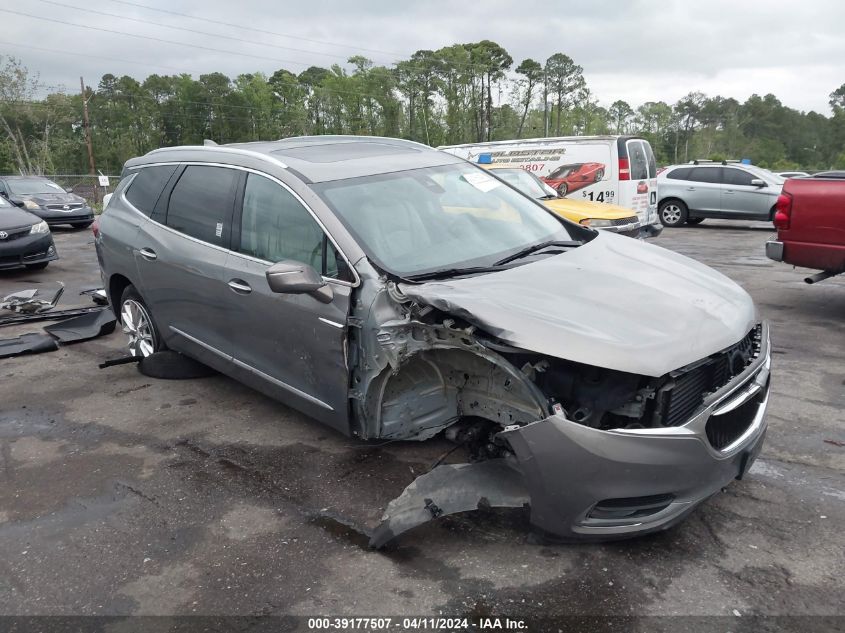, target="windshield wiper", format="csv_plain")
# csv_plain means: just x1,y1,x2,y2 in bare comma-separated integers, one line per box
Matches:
494,239,581,266
405,265,508,282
